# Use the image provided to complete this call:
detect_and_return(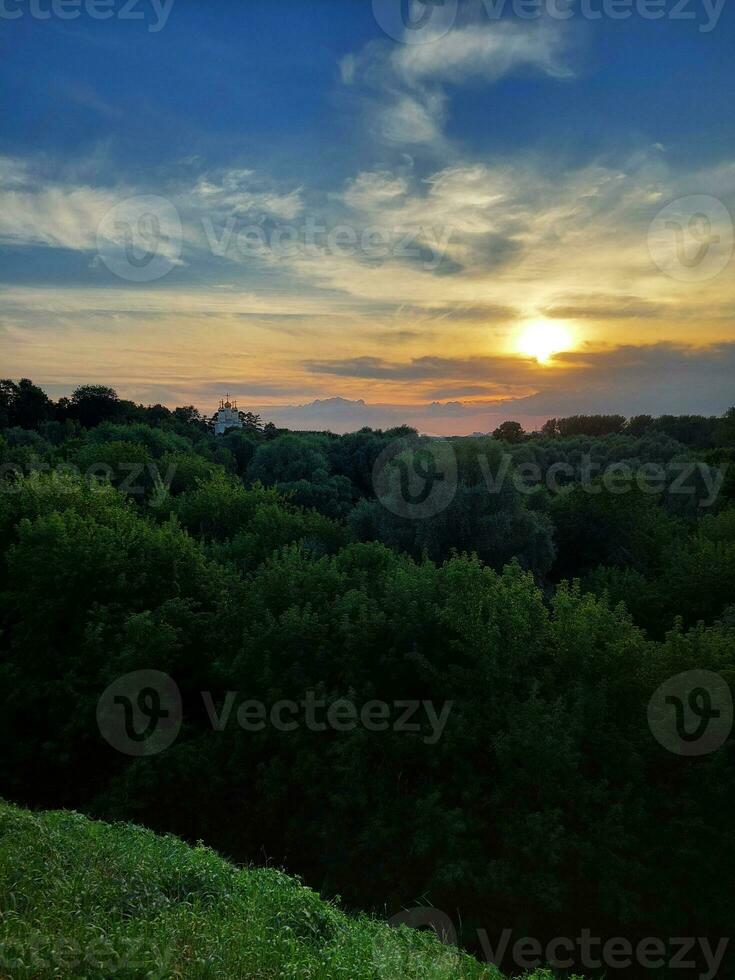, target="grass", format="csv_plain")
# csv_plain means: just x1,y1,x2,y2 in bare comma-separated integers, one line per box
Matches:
0,800,574,979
